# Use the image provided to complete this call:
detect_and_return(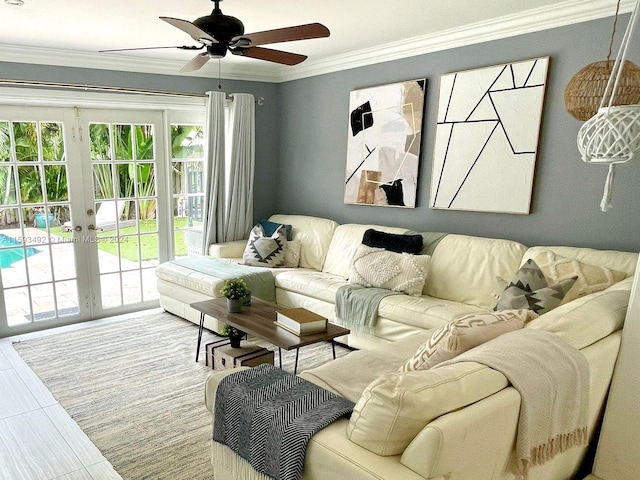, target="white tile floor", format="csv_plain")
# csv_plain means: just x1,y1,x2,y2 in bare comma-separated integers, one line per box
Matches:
0,309,162,480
